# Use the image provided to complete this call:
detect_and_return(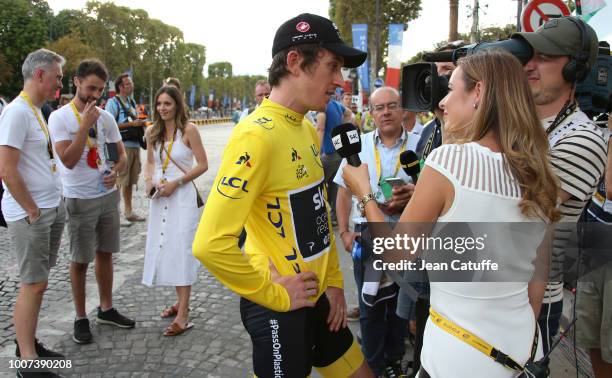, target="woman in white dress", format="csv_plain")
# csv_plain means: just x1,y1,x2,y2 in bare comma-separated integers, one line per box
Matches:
343,50,561,377
142,85,208,336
